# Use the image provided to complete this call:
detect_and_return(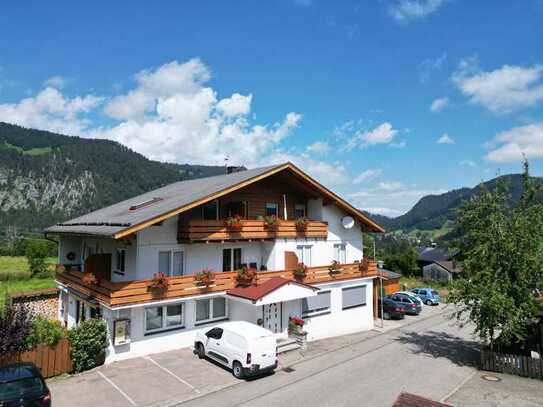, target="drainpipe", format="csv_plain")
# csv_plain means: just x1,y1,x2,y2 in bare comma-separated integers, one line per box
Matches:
283,194,287,220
